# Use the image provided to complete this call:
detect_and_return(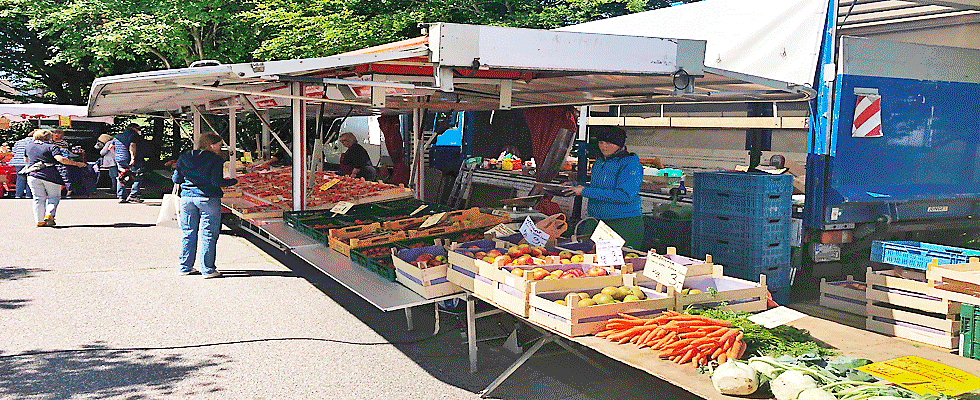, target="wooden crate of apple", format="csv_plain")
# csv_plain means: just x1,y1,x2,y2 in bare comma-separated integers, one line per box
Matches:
528,274,673,337
446,240,500,293
635,264,769,313
393,245,462,299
